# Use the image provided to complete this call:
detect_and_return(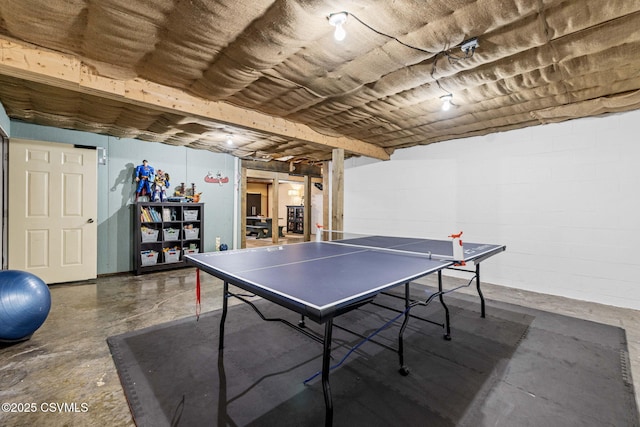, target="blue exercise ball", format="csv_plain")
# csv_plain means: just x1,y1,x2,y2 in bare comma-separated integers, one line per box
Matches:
0,270,51,342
